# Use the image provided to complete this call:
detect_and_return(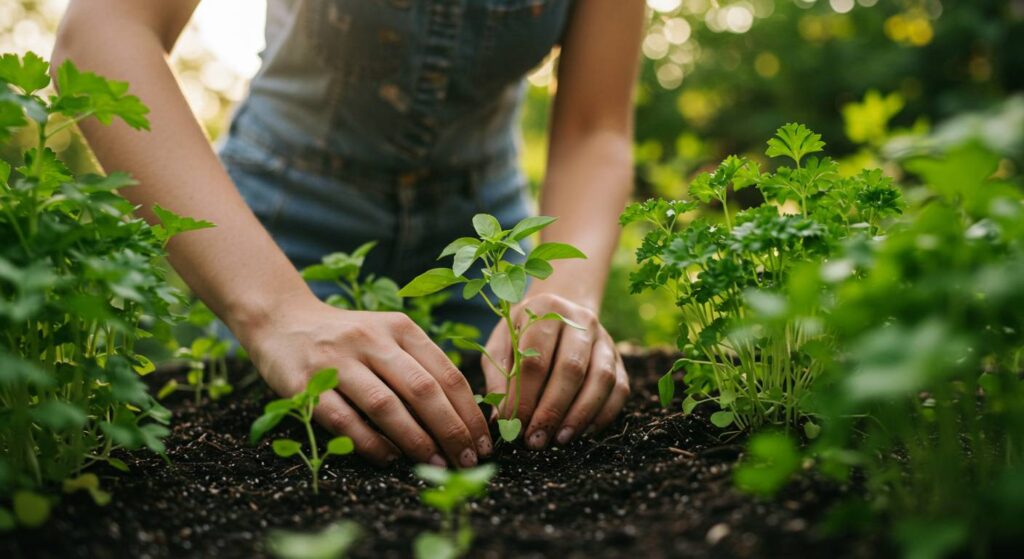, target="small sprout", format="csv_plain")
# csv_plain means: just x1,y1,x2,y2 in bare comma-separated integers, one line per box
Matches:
301,241,402,312
250,369,354,494
399,214,586,442
413,464,497,559
267,521,361,559
159,335,234,404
